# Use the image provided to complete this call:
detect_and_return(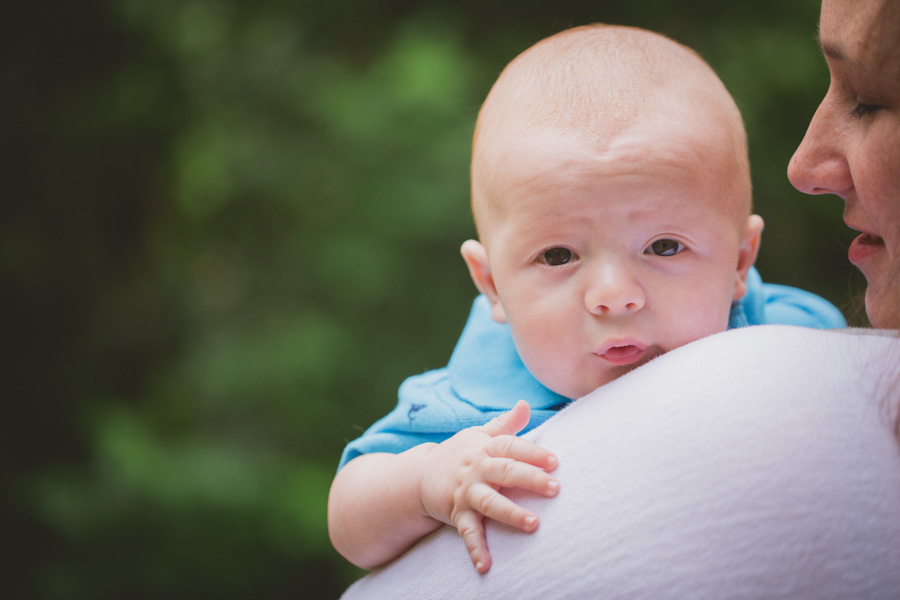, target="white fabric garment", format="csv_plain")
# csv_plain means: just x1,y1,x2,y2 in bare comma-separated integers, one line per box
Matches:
341,325,900,600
